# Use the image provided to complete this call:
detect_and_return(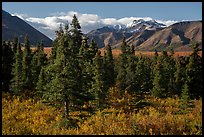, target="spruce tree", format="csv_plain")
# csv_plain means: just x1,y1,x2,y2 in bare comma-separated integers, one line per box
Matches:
159,50,176,97
142,56,152,93
92,50,107,108
11,41,23,95
43,36,76,118
50,24,65,64
116,37,131,93
150,49,159,88
116,54,127,93
186,43,202,99
78,36,92,93
70,14,83,54
42,21,94,120
125,55,137,94
31,41,47,90
103,44,115,88
89,39,99,60
79,38,99,98
180,82,190,109
136,57,152,94
152,61,166,98
22,34,33,92
2,41,14,92
121,36,127,54
79,36,89,61
36,67,46,98
174,56,187,96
